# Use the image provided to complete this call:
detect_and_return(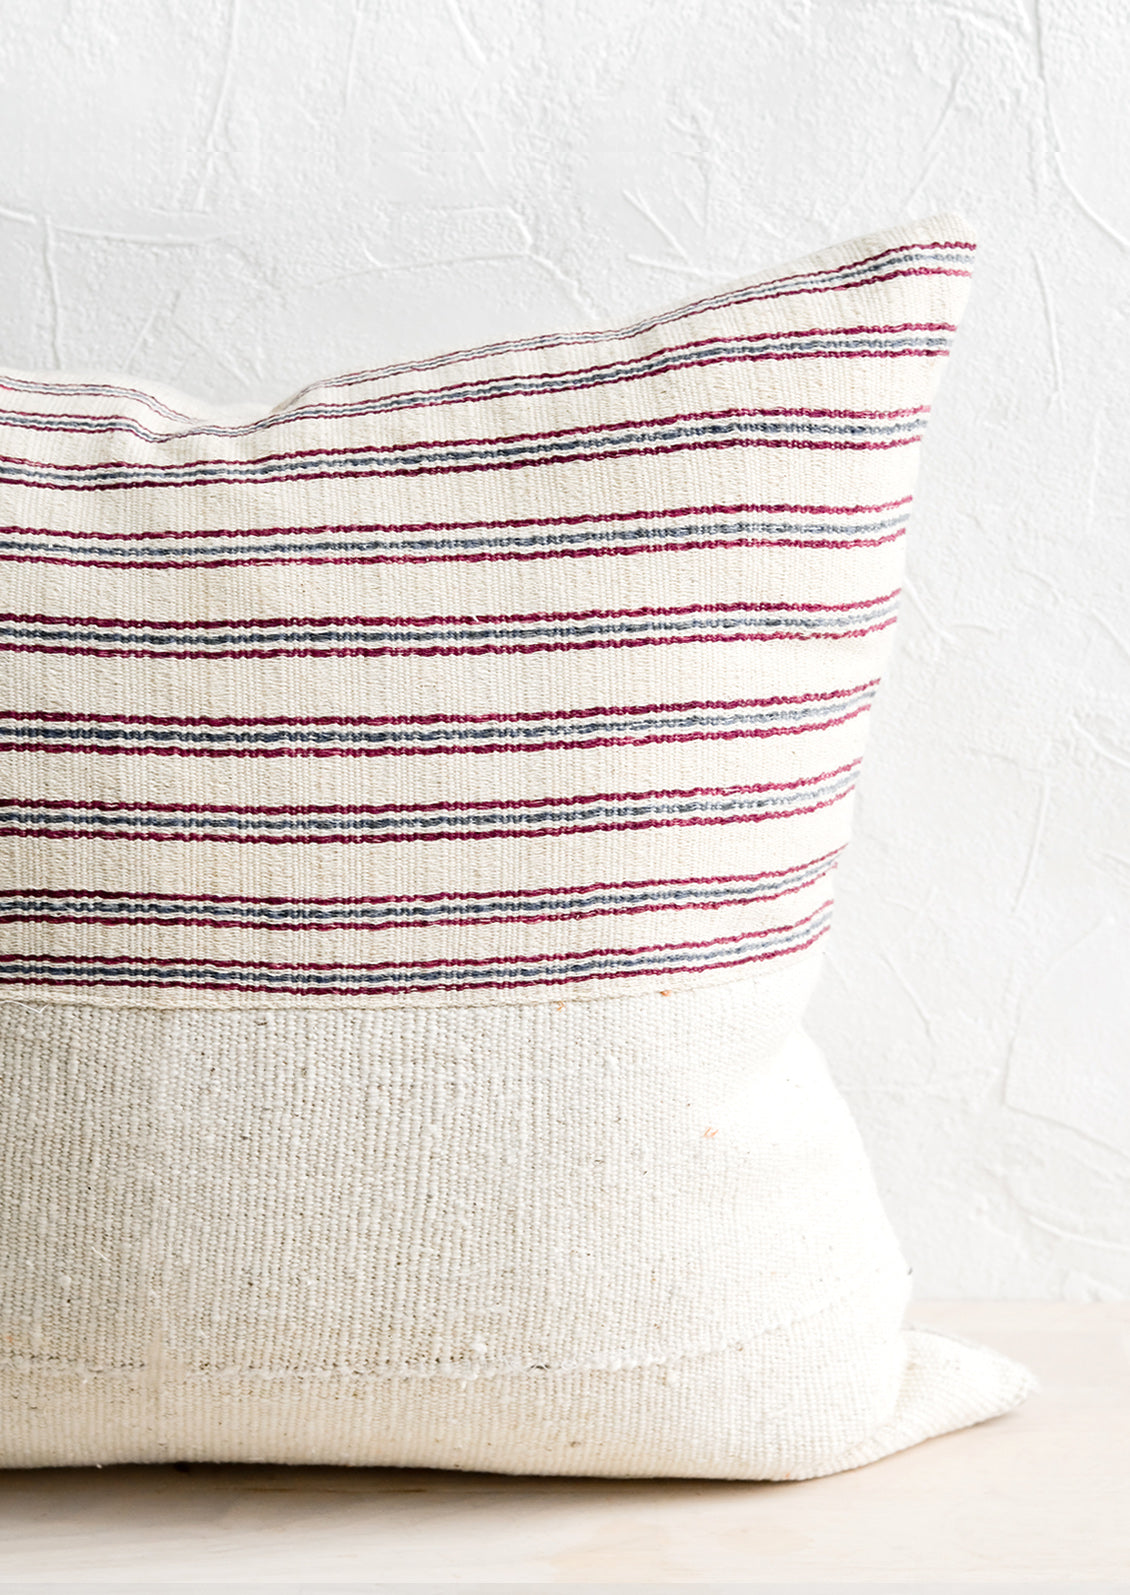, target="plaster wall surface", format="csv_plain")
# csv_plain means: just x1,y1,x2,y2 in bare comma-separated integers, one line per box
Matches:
0,0,1125,1297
